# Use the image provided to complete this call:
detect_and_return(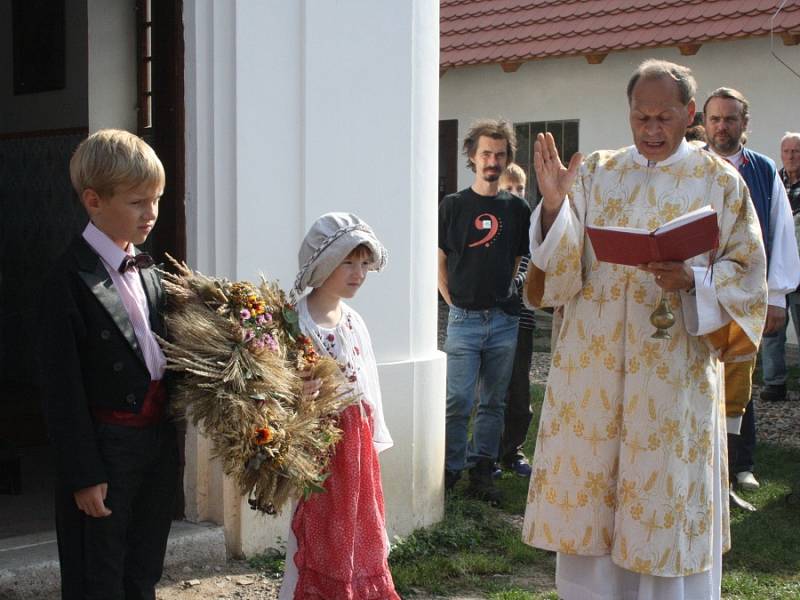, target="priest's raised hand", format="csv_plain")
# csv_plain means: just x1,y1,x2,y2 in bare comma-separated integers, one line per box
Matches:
533,131,582,236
